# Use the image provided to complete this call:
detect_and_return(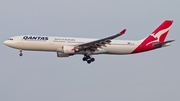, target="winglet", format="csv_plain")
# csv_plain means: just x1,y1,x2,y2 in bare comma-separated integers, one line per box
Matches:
119,29,126,34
